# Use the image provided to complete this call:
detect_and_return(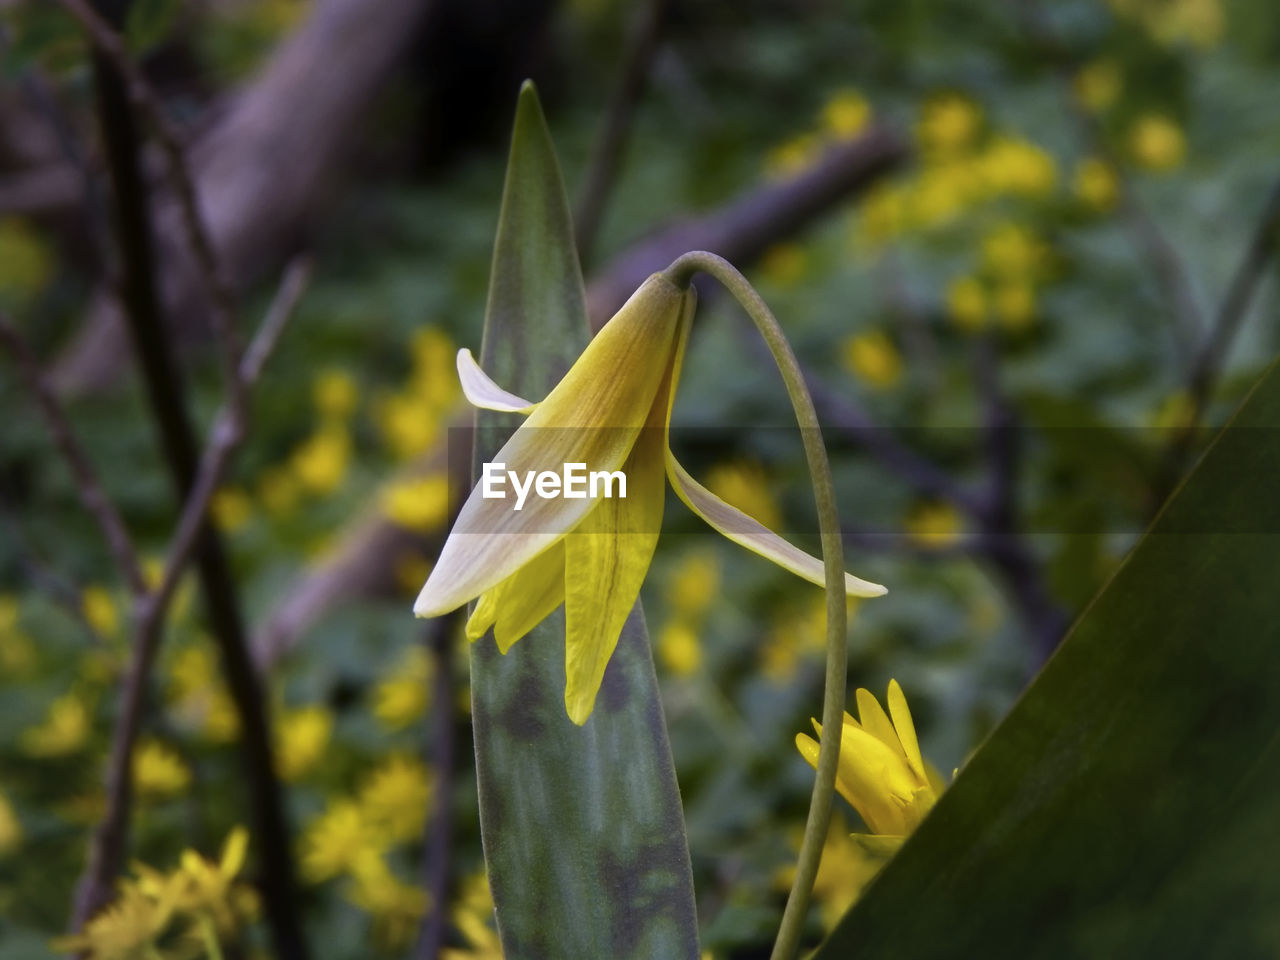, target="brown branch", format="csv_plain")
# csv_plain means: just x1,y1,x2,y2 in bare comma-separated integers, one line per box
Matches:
59,0,241,389
71,260,309,939
0,313,146,597
573,0,670,267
